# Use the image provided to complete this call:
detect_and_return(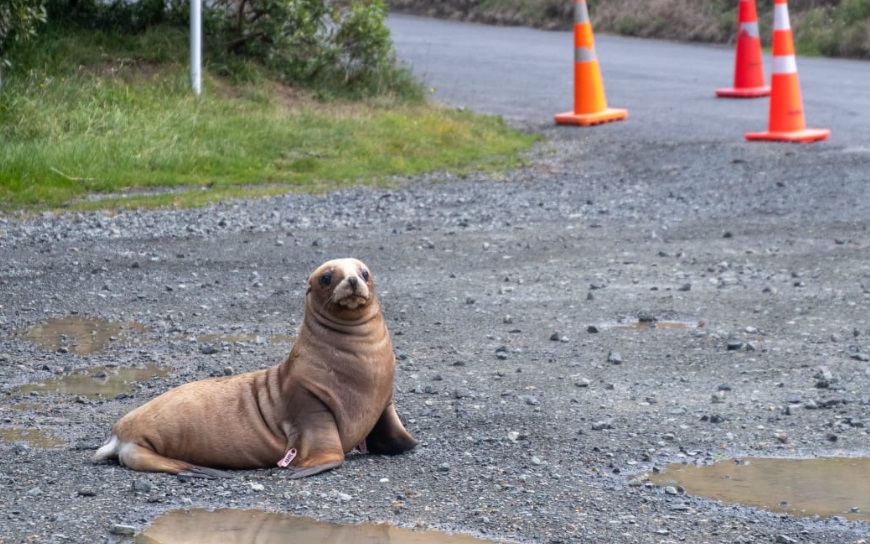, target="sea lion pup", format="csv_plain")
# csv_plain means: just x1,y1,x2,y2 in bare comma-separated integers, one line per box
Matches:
92,258,416,479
